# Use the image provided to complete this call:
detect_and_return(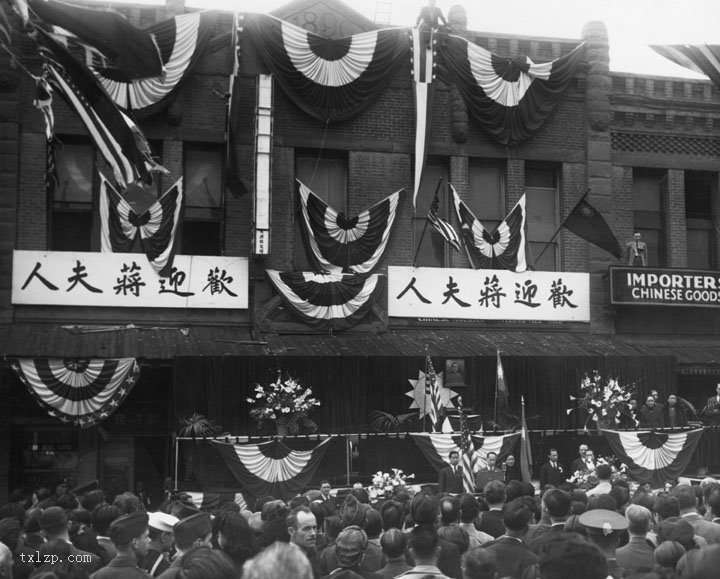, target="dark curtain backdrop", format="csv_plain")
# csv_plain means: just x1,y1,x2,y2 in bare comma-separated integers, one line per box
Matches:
173,355,678,435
